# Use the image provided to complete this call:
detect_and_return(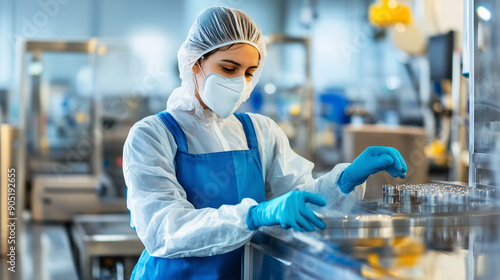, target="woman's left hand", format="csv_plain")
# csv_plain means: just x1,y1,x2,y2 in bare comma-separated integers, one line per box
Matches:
338,146,407,193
